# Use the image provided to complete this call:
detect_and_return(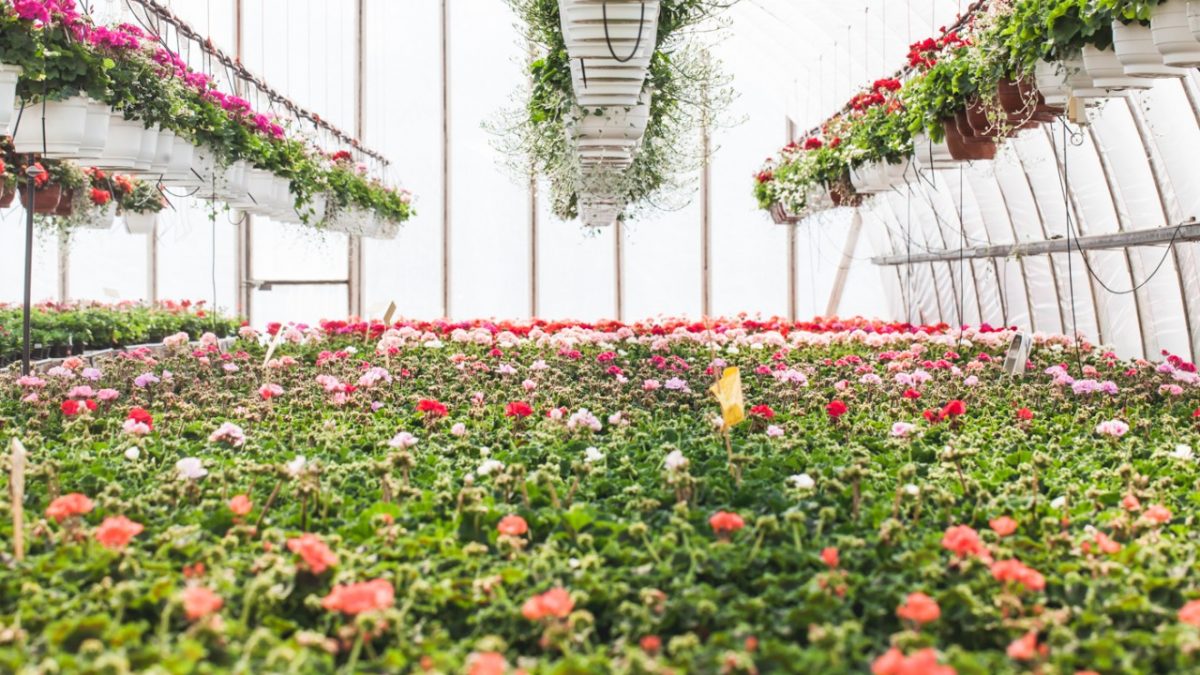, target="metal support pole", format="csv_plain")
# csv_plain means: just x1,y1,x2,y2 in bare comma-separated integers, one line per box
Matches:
700,117,712,317
785,118,797,321
529,172,538,318
441,0,452,319
233,0,252,320
348,0,366,318
21,161,37,376
825,208,863,317
57,229,69,303
614,221,624,321
147,224,158,304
